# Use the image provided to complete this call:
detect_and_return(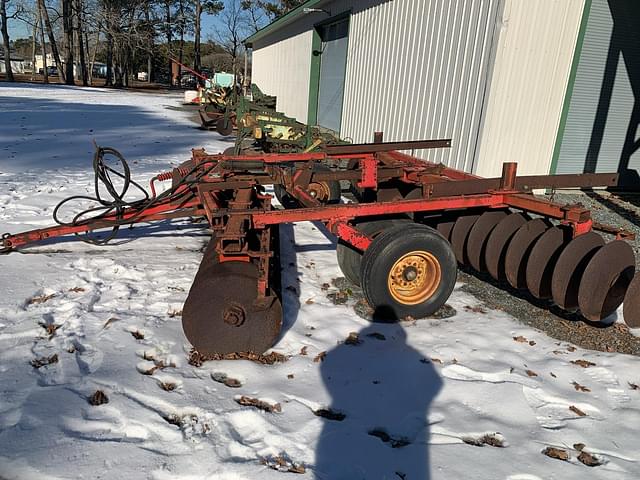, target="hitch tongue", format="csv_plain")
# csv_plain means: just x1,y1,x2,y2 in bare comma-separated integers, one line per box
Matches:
1,233,13,254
